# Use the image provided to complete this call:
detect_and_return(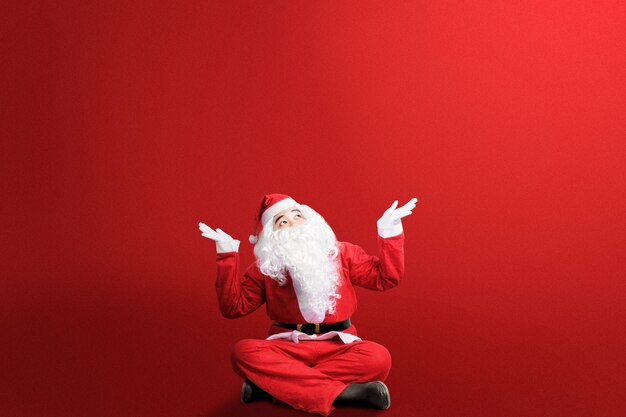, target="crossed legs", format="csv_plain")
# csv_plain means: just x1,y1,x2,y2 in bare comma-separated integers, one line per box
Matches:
231,338,391,416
